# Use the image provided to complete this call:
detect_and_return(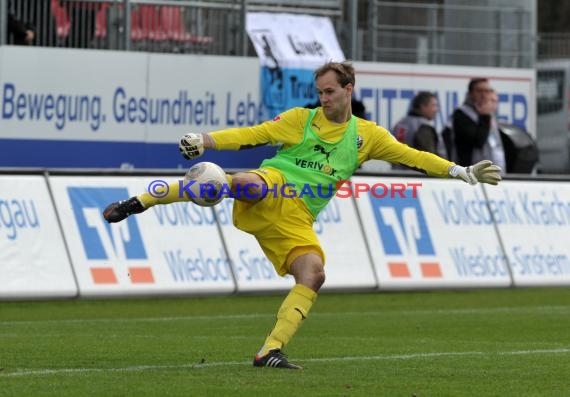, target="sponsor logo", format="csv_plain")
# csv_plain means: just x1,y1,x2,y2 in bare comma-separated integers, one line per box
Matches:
370,191,442,279
313,144,337,163
68,187,154,285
